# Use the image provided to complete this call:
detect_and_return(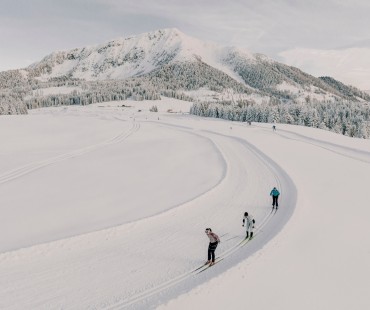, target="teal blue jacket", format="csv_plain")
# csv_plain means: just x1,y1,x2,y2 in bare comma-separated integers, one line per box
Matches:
270,188,280,197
